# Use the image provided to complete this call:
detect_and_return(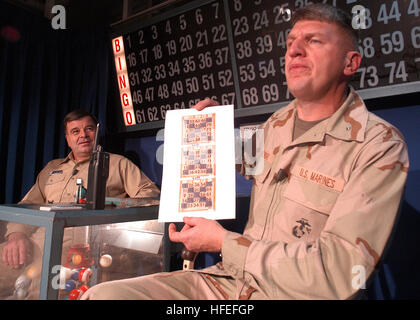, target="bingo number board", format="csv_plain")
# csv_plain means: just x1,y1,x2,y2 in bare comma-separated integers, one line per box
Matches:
111,0,420,131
